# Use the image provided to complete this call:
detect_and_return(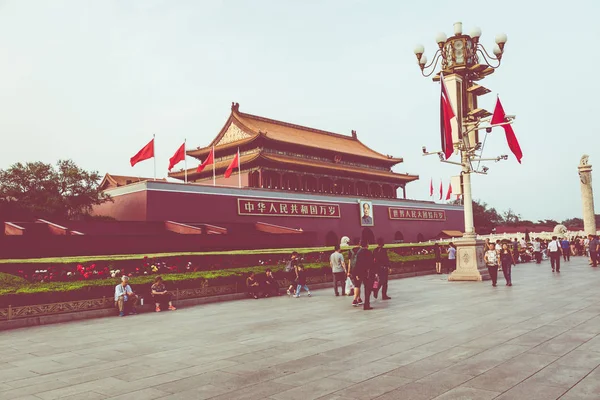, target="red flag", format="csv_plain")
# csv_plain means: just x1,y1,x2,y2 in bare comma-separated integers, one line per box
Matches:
130,139,154,167
168,142,185,171
439,181,443,201
429,178,433,197
440,73,455,160
491,97,522,164
196,147,214,173
224,152,239,178
445,182,452,200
